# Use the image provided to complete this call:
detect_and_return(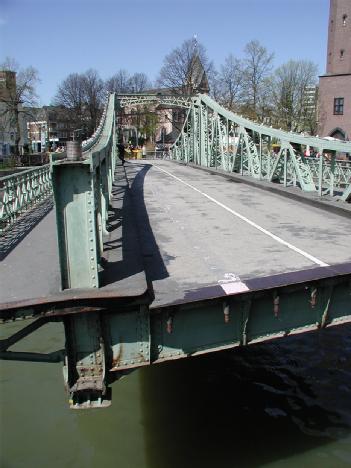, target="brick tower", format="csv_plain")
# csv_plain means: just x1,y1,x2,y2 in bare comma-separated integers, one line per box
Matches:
318,0,351,140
